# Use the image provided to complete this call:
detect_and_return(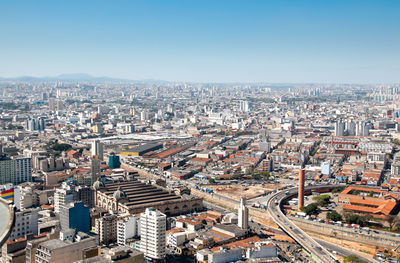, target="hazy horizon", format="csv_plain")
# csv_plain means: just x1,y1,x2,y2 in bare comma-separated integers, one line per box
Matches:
1,0,399,83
